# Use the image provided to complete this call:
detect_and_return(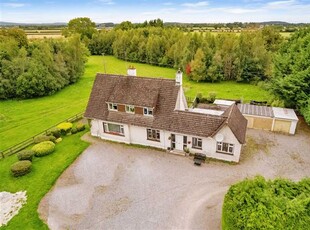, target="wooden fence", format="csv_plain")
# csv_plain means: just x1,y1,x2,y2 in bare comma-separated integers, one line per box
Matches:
0,111,85,159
